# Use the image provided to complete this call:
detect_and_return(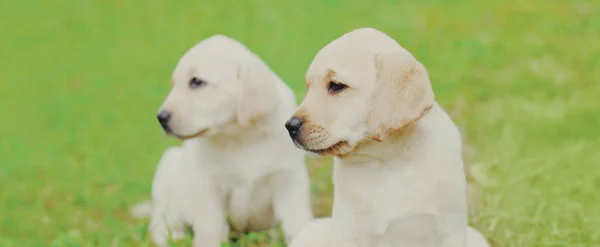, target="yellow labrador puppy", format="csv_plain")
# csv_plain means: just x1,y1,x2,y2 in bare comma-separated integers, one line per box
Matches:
285,28,489,247
132,35,312,247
